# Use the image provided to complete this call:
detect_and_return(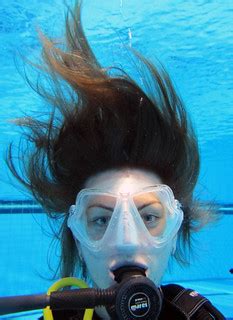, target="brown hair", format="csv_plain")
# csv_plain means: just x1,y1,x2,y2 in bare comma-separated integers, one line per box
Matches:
7,2,212,279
